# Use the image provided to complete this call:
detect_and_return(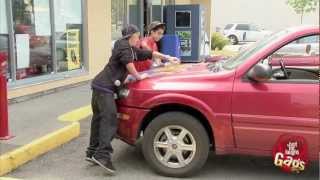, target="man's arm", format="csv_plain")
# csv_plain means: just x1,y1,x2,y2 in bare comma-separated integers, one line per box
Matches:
152,51,180,64
118,48,147,81
126,62,147,80
135,48,180,63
